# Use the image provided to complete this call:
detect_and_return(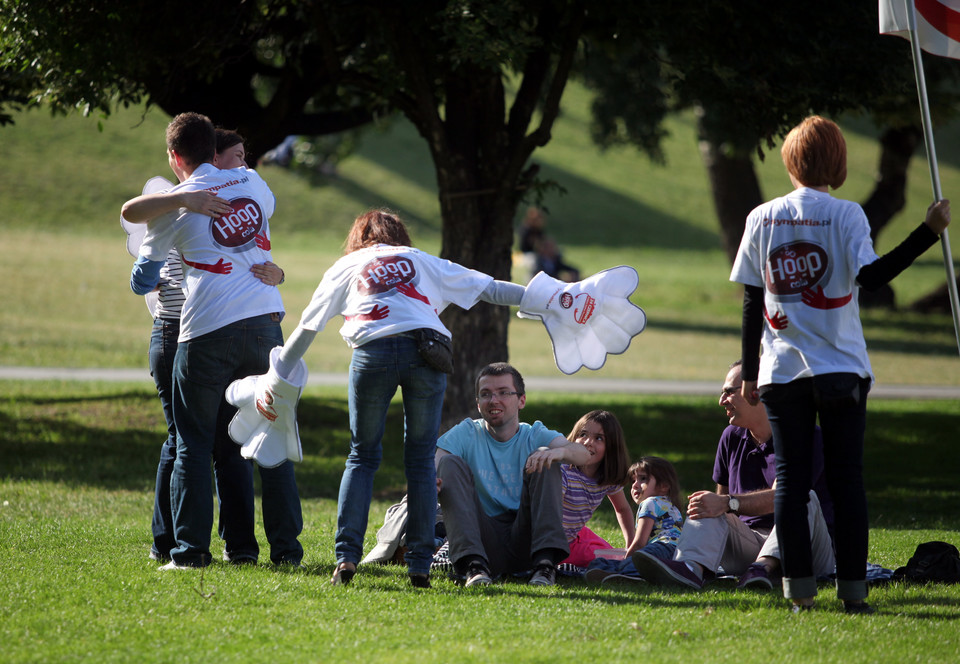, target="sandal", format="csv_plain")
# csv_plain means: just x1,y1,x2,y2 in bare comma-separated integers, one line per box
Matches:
331,562,356,586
